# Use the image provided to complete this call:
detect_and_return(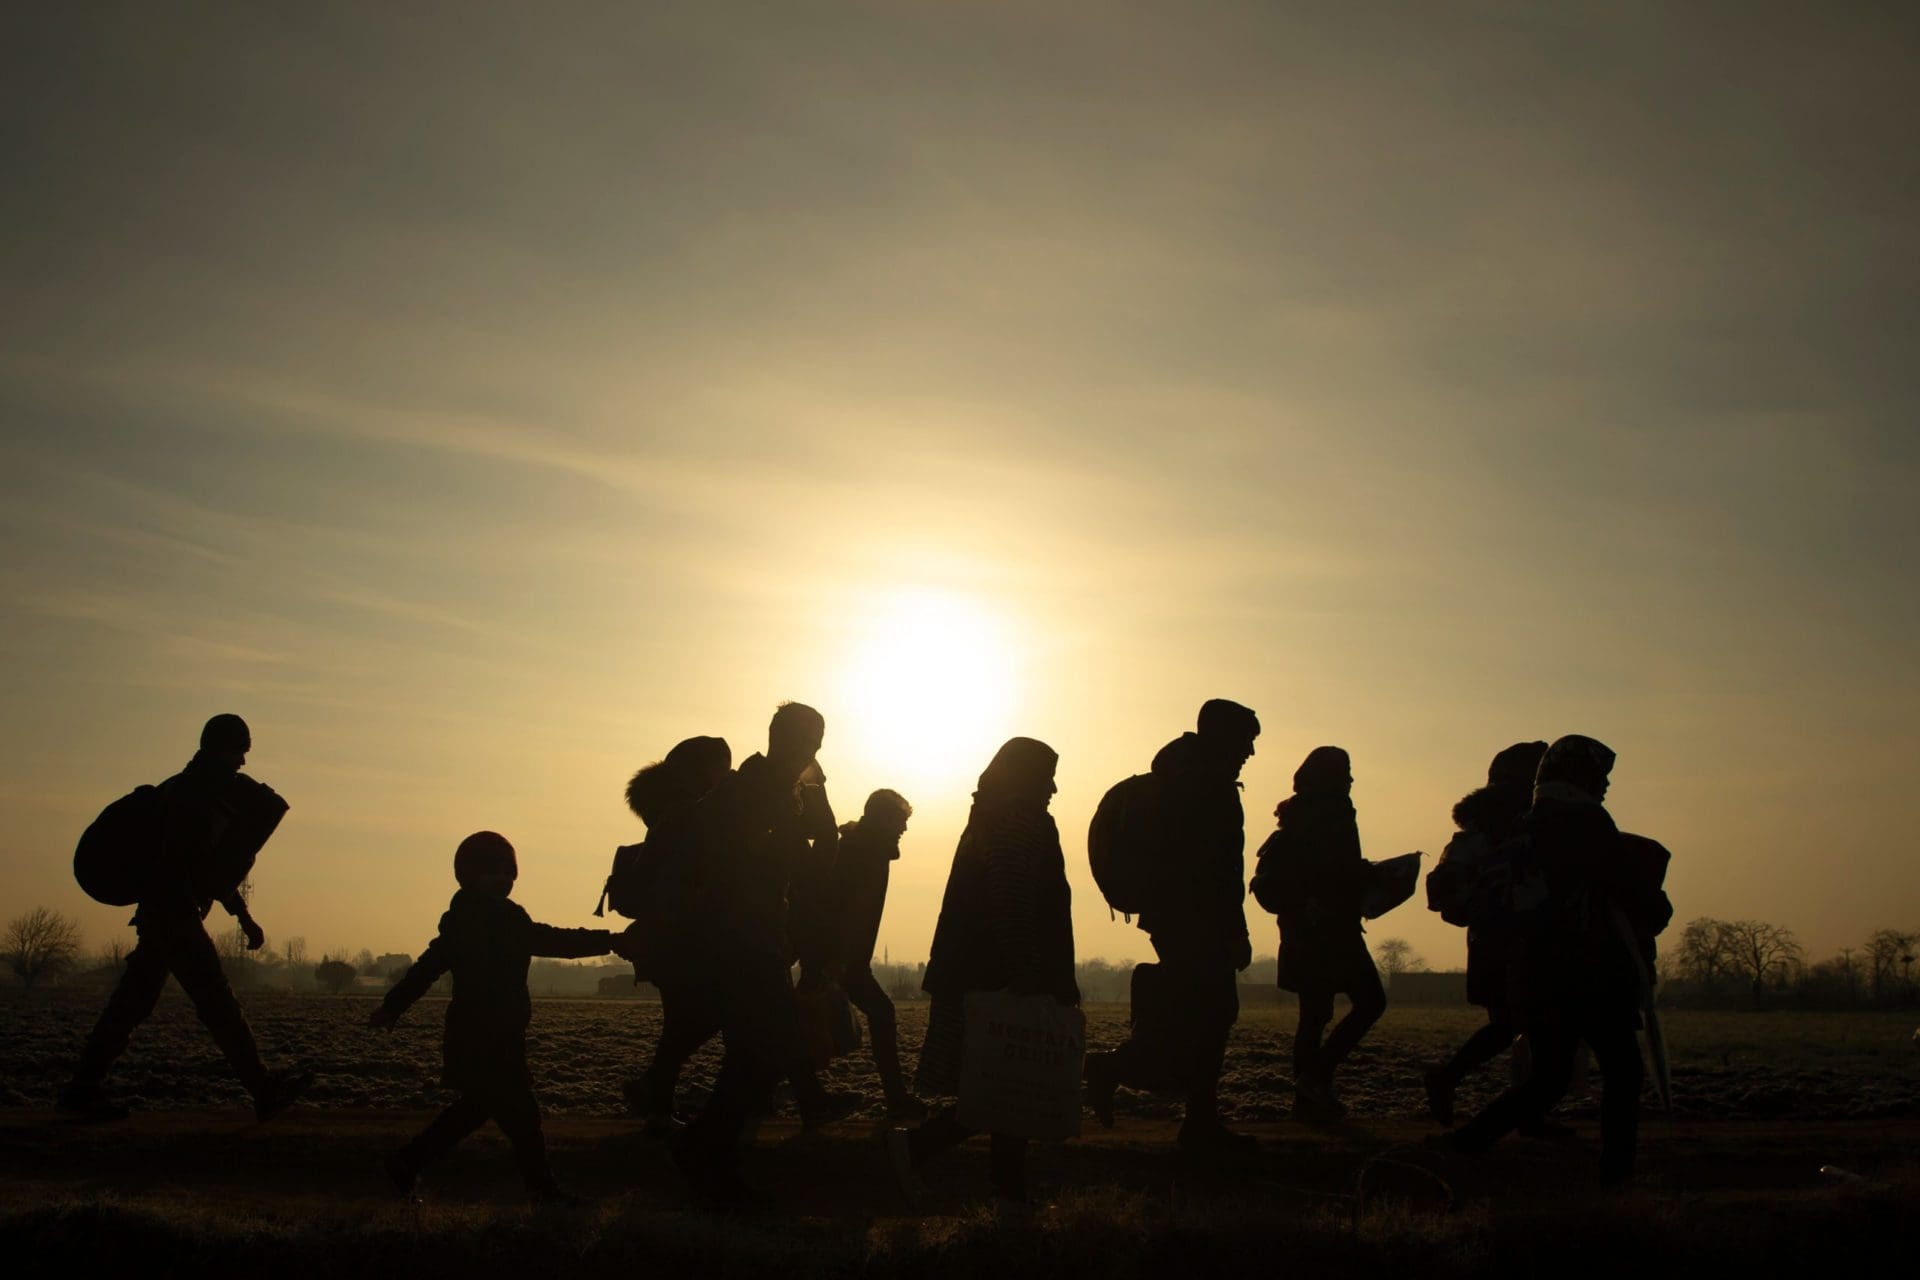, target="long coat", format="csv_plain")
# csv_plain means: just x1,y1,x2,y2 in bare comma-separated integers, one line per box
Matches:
917,801,1078,1095
1263,794,1371,994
